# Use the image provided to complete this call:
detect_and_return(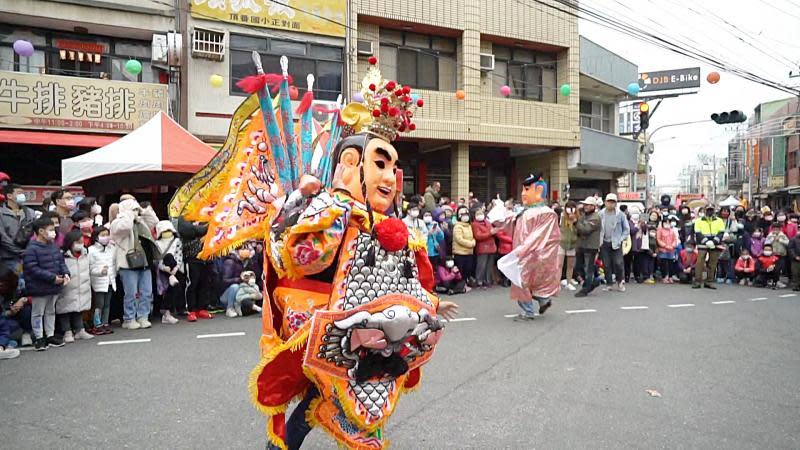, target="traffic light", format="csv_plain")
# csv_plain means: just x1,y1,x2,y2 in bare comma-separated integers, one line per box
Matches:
639,102,650,131
711,110,747,124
